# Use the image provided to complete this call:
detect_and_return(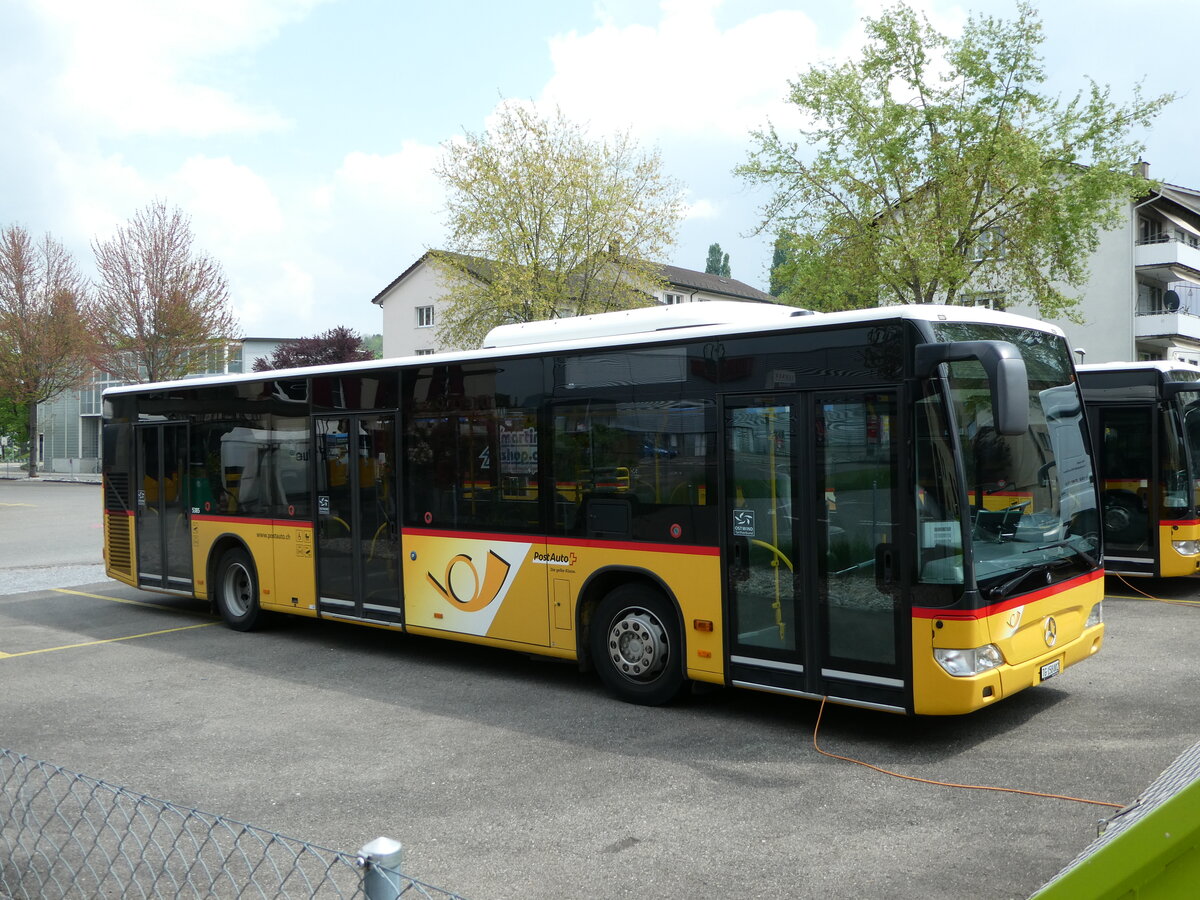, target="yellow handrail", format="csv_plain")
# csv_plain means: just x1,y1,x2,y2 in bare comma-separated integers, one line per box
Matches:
750,539,794,572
